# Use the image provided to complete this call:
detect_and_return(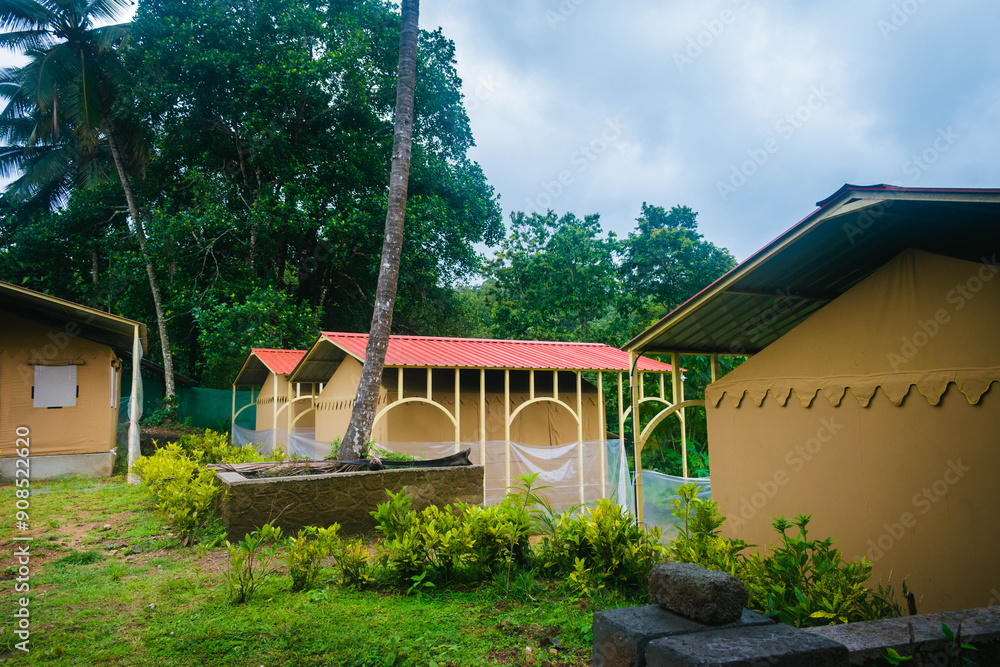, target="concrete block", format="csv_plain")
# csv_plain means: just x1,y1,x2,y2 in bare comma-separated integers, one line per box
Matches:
1,452,116,480
592,606,773,667
645,623,850,666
